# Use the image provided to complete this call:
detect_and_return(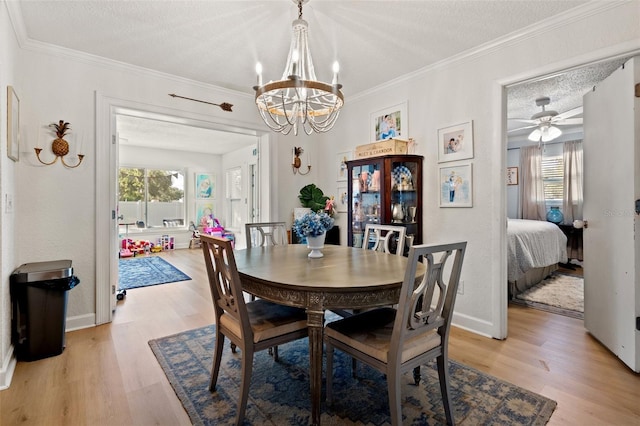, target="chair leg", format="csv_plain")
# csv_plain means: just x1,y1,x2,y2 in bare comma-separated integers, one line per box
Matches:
236,347,254,426
437,355,455,426
325,343,334,404
387,368,402,426
413,366,421,385
209,331,225,392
